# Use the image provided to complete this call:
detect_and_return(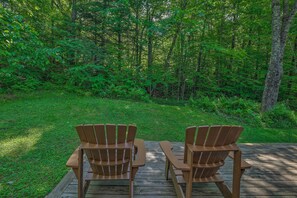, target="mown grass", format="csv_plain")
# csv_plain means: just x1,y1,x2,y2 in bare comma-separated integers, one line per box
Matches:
0,90,296,197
